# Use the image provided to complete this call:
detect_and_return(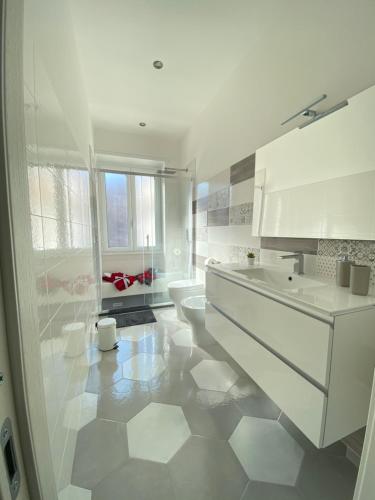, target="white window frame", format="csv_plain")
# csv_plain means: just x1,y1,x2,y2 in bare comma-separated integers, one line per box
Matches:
99,170,163,254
